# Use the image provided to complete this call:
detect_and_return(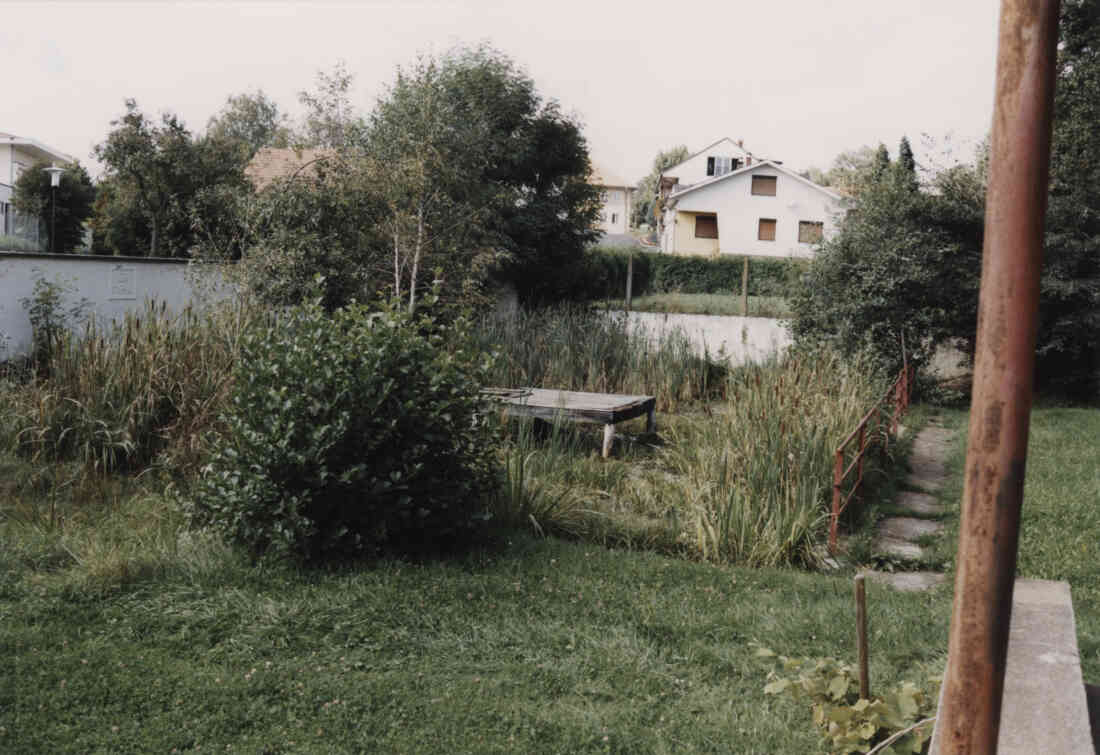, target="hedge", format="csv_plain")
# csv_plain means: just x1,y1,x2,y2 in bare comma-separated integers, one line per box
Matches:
568,246,808,300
